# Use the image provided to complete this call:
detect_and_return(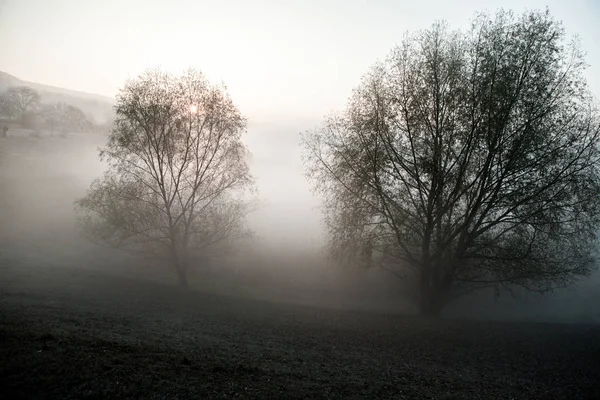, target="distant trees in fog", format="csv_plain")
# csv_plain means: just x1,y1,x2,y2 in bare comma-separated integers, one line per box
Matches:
40,102,92,134
4,85,40,115
0,85,94,134
0,89,17,119
76,69,254,287
303,9,600,316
